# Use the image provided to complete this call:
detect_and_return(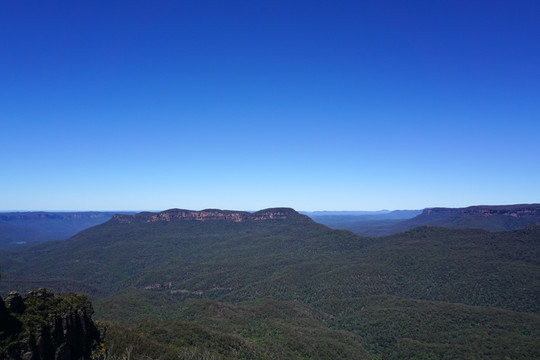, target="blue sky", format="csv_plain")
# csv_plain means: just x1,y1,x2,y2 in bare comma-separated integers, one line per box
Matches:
1,1,539,211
